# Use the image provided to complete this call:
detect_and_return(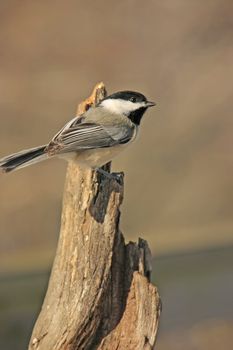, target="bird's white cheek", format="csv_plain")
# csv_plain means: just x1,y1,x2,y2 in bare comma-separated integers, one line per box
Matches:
101,99,145,114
